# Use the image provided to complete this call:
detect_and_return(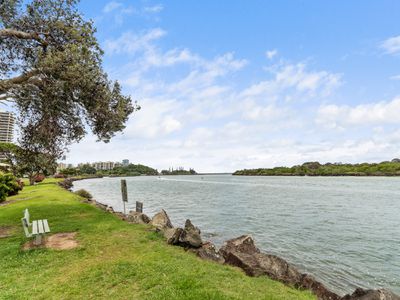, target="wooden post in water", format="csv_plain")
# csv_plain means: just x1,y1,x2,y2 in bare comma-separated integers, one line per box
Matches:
121,179,128,214
136,201,143,213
